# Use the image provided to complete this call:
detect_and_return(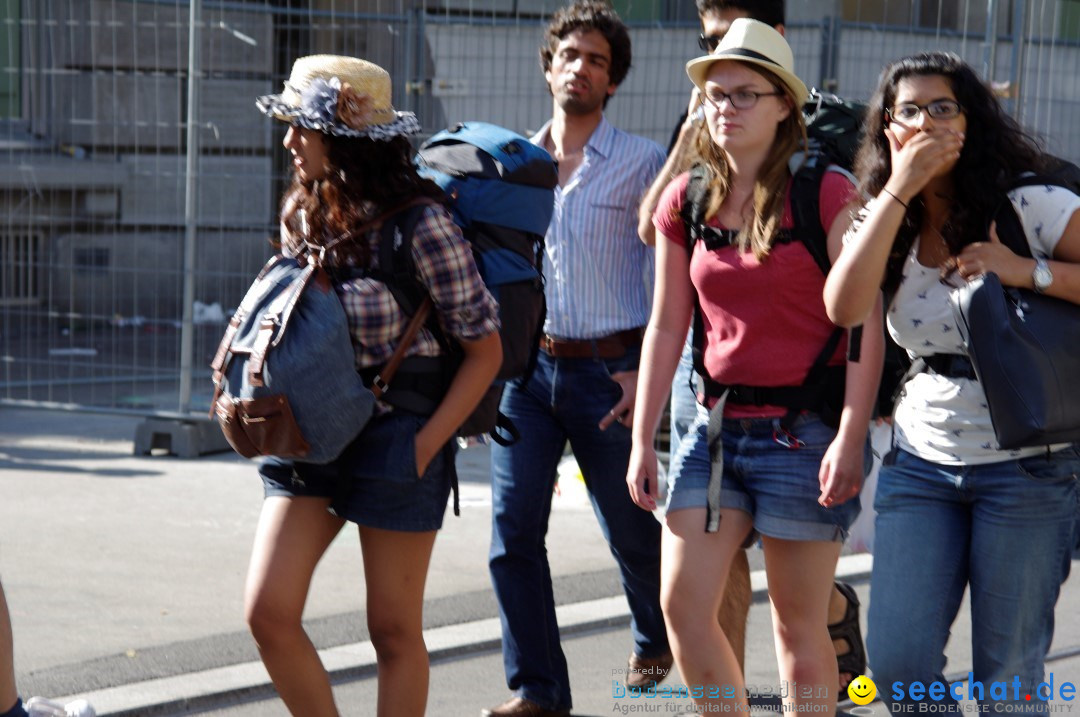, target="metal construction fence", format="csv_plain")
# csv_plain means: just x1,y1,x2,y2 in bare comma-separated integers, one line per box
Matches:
1,0,1079,441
